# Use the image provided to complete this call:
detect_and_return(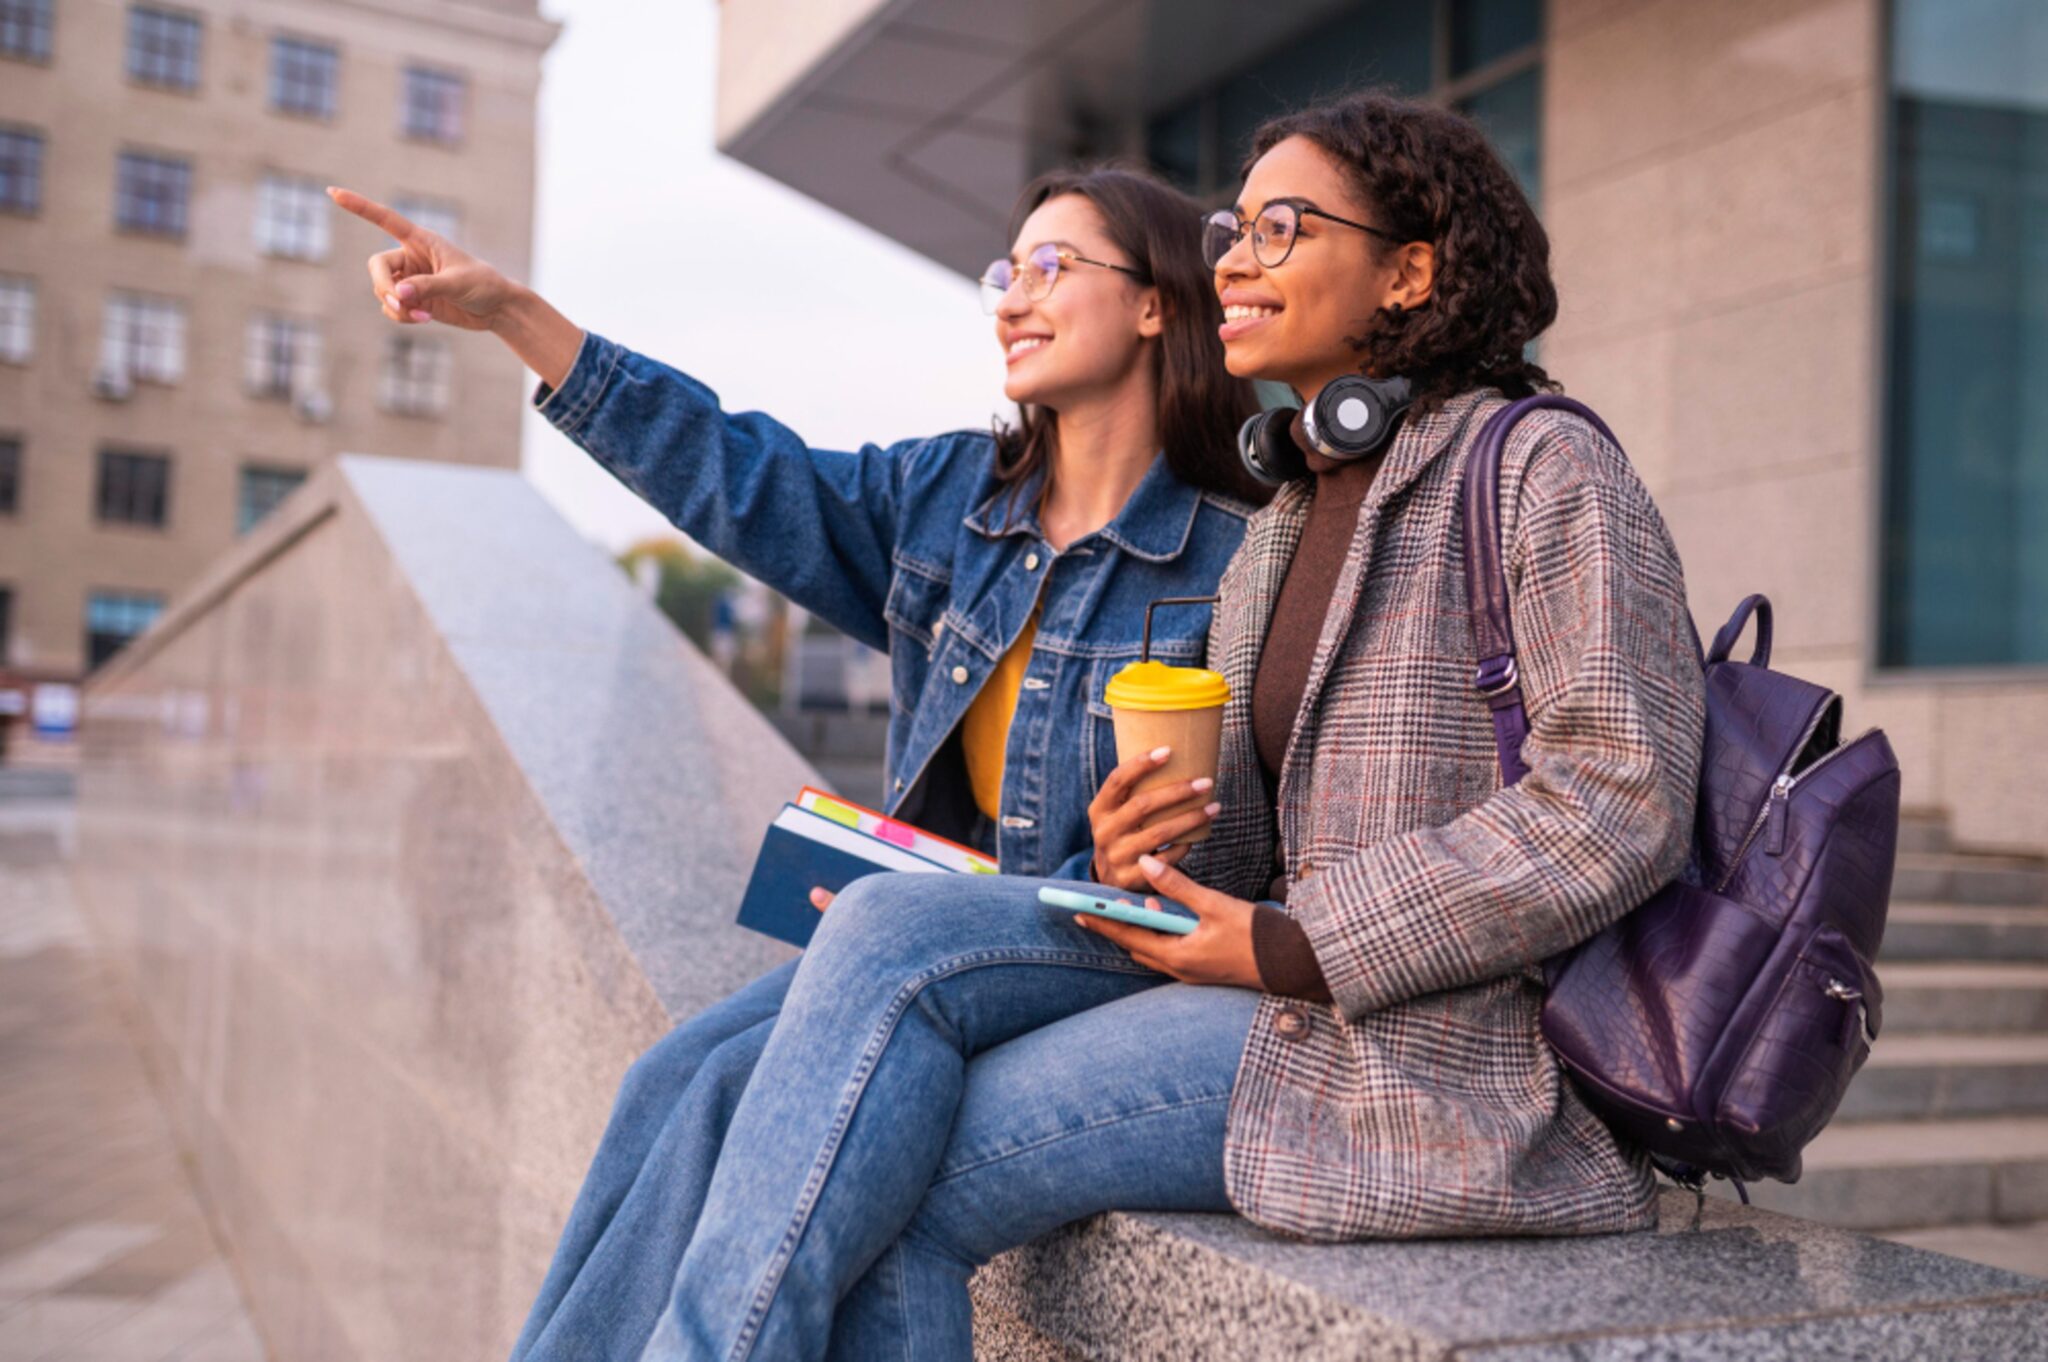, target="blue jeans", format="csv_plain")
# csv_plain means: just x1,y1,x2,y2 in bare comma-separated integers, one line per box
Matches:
643,874,1258,1360
509,958,797,1361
